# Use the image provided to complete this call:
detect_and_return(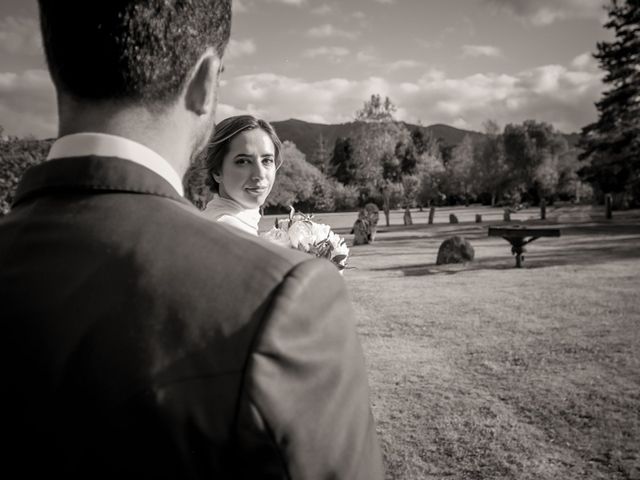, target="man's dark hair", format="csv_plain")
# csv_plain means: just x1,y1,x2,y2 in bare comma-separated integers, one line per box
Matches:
38,0,231,105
